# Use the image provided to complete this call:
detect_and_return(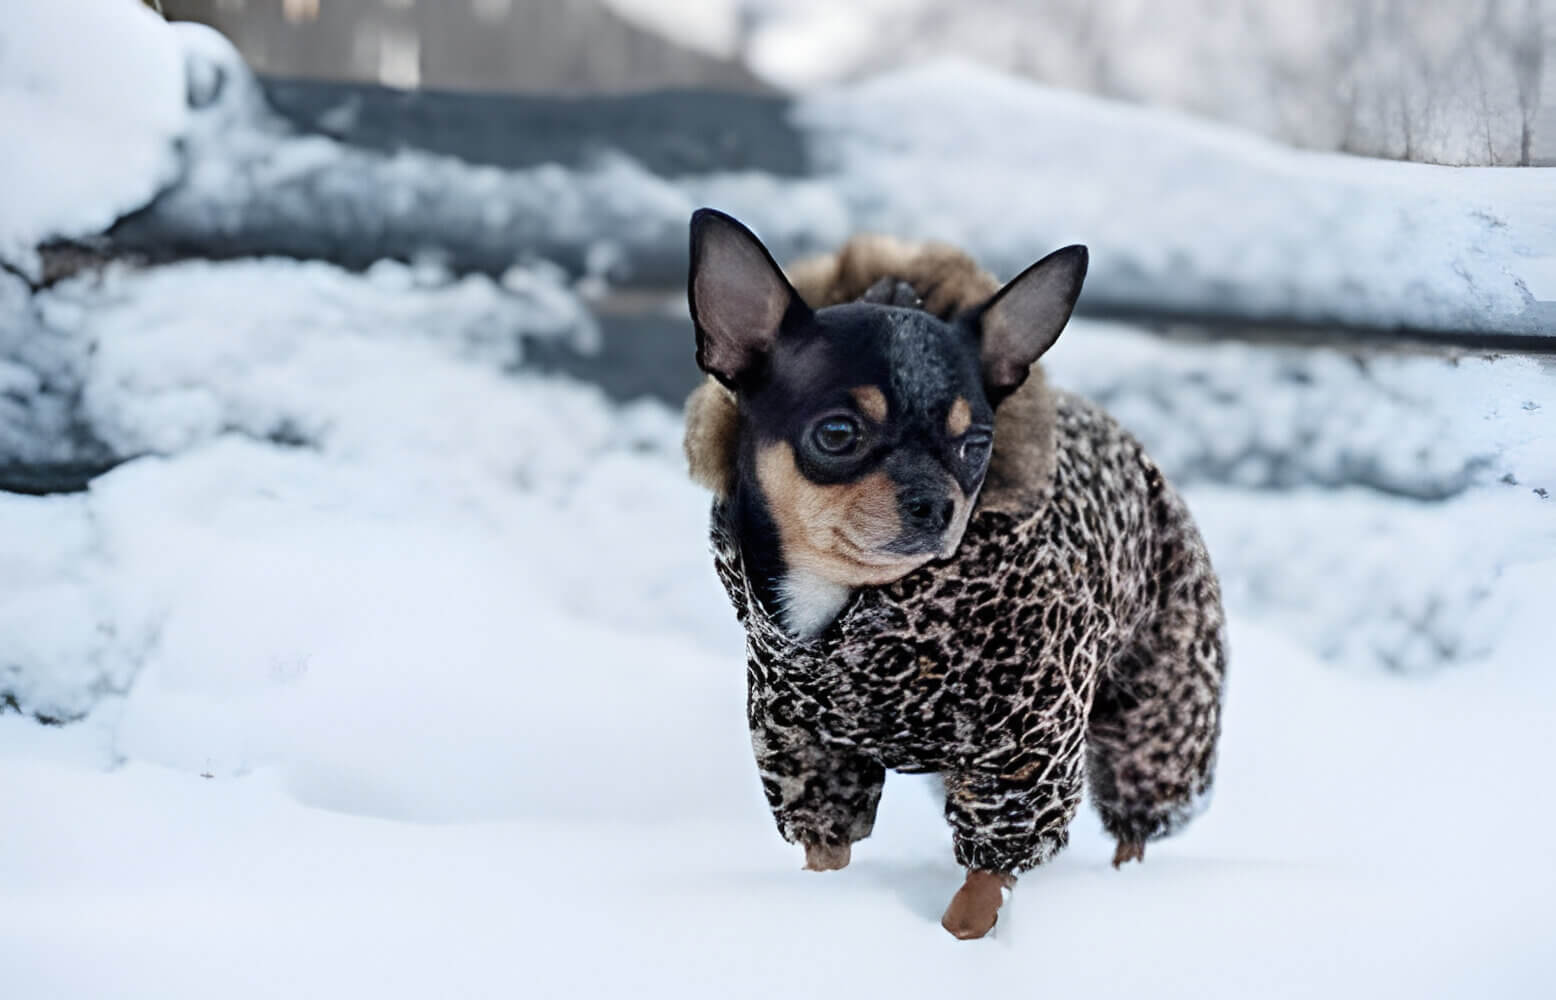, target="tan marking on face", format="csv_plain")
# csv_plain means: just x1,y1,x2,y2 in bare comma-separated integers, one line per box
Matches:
850,385,888,424
946,397,972,438
756,441,927,587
